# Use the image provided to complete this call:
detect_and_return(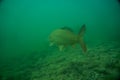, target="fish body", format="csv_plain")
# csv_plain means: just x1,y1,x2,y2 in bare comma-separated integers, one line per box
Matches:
49,24,87,52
